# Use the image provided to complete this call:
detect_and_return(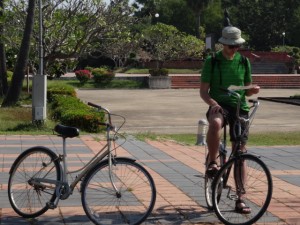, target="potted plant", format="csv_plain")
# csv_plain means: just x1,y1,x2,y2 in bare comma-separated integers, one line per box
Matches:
148,68,171,89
